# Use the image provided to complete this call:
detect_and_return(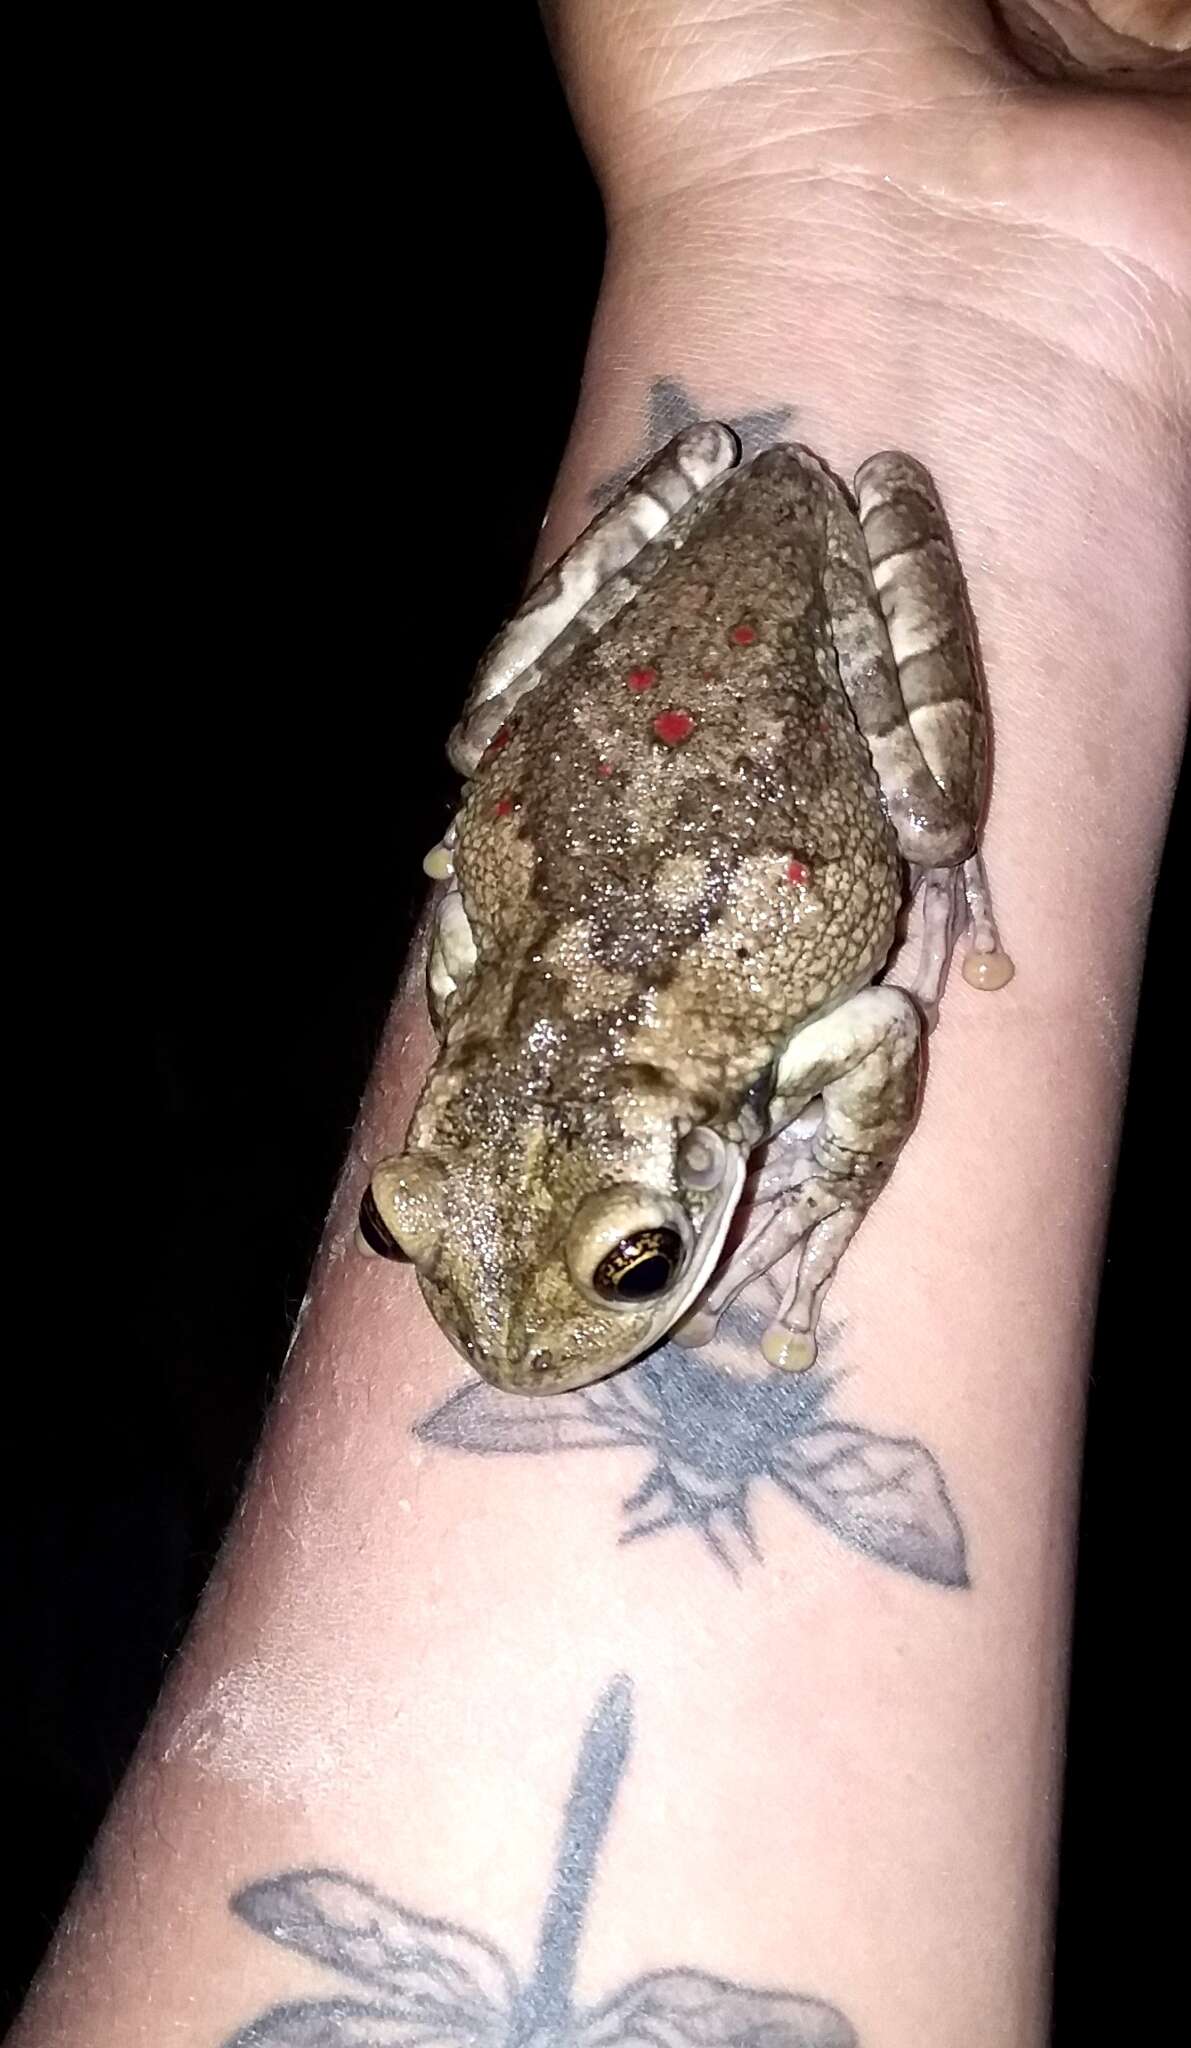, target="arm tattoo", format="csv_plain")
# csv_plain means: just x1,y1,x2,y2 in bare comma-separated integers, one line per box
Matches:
419,1282,967,1586
591,378,794,504
224,1679,856,2046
